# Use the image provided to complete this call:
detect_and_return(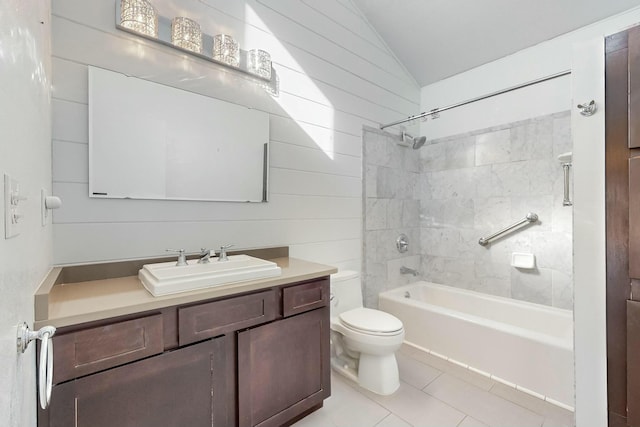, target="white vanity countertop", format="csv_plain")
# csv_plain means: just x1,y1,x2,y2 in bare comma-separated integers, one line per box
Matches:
34,257,337,329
